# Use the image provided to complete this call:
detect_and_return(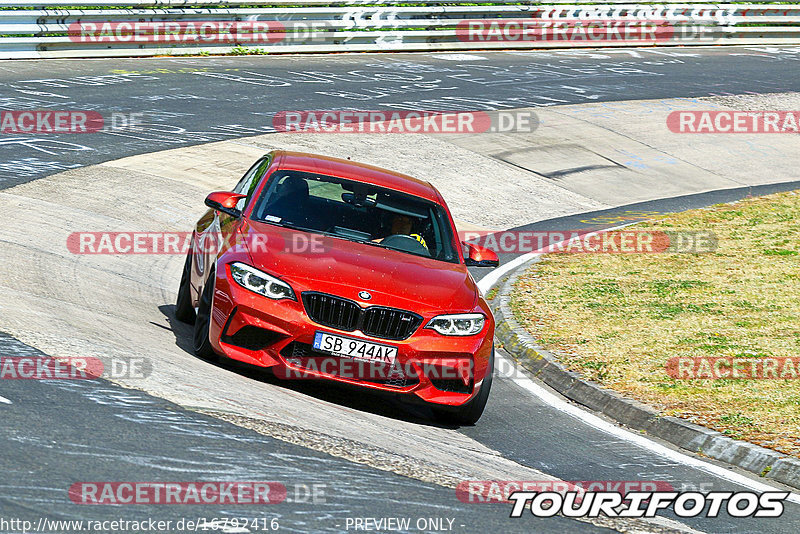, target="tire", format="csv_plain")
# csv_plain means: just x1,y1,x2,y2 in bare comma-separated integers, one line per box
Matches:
175,249,196,324
192,270,218,361
432,349,494,426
